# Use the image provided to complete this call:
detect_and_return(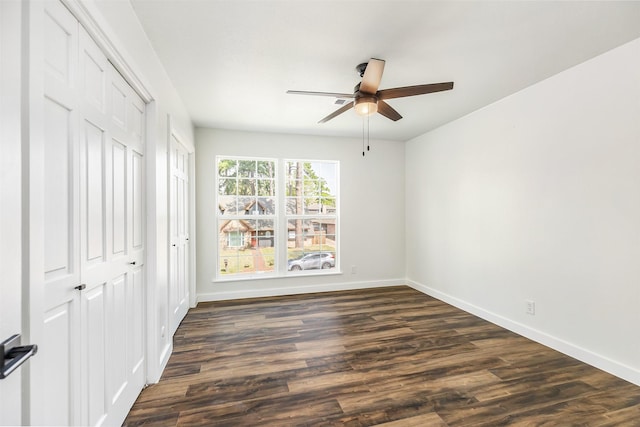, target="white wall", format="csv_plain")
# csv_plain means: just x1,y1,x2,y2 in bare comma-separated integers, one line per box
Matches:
196,128,405,300
83,0,194,381
406,38,640,385
0,1,24,424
